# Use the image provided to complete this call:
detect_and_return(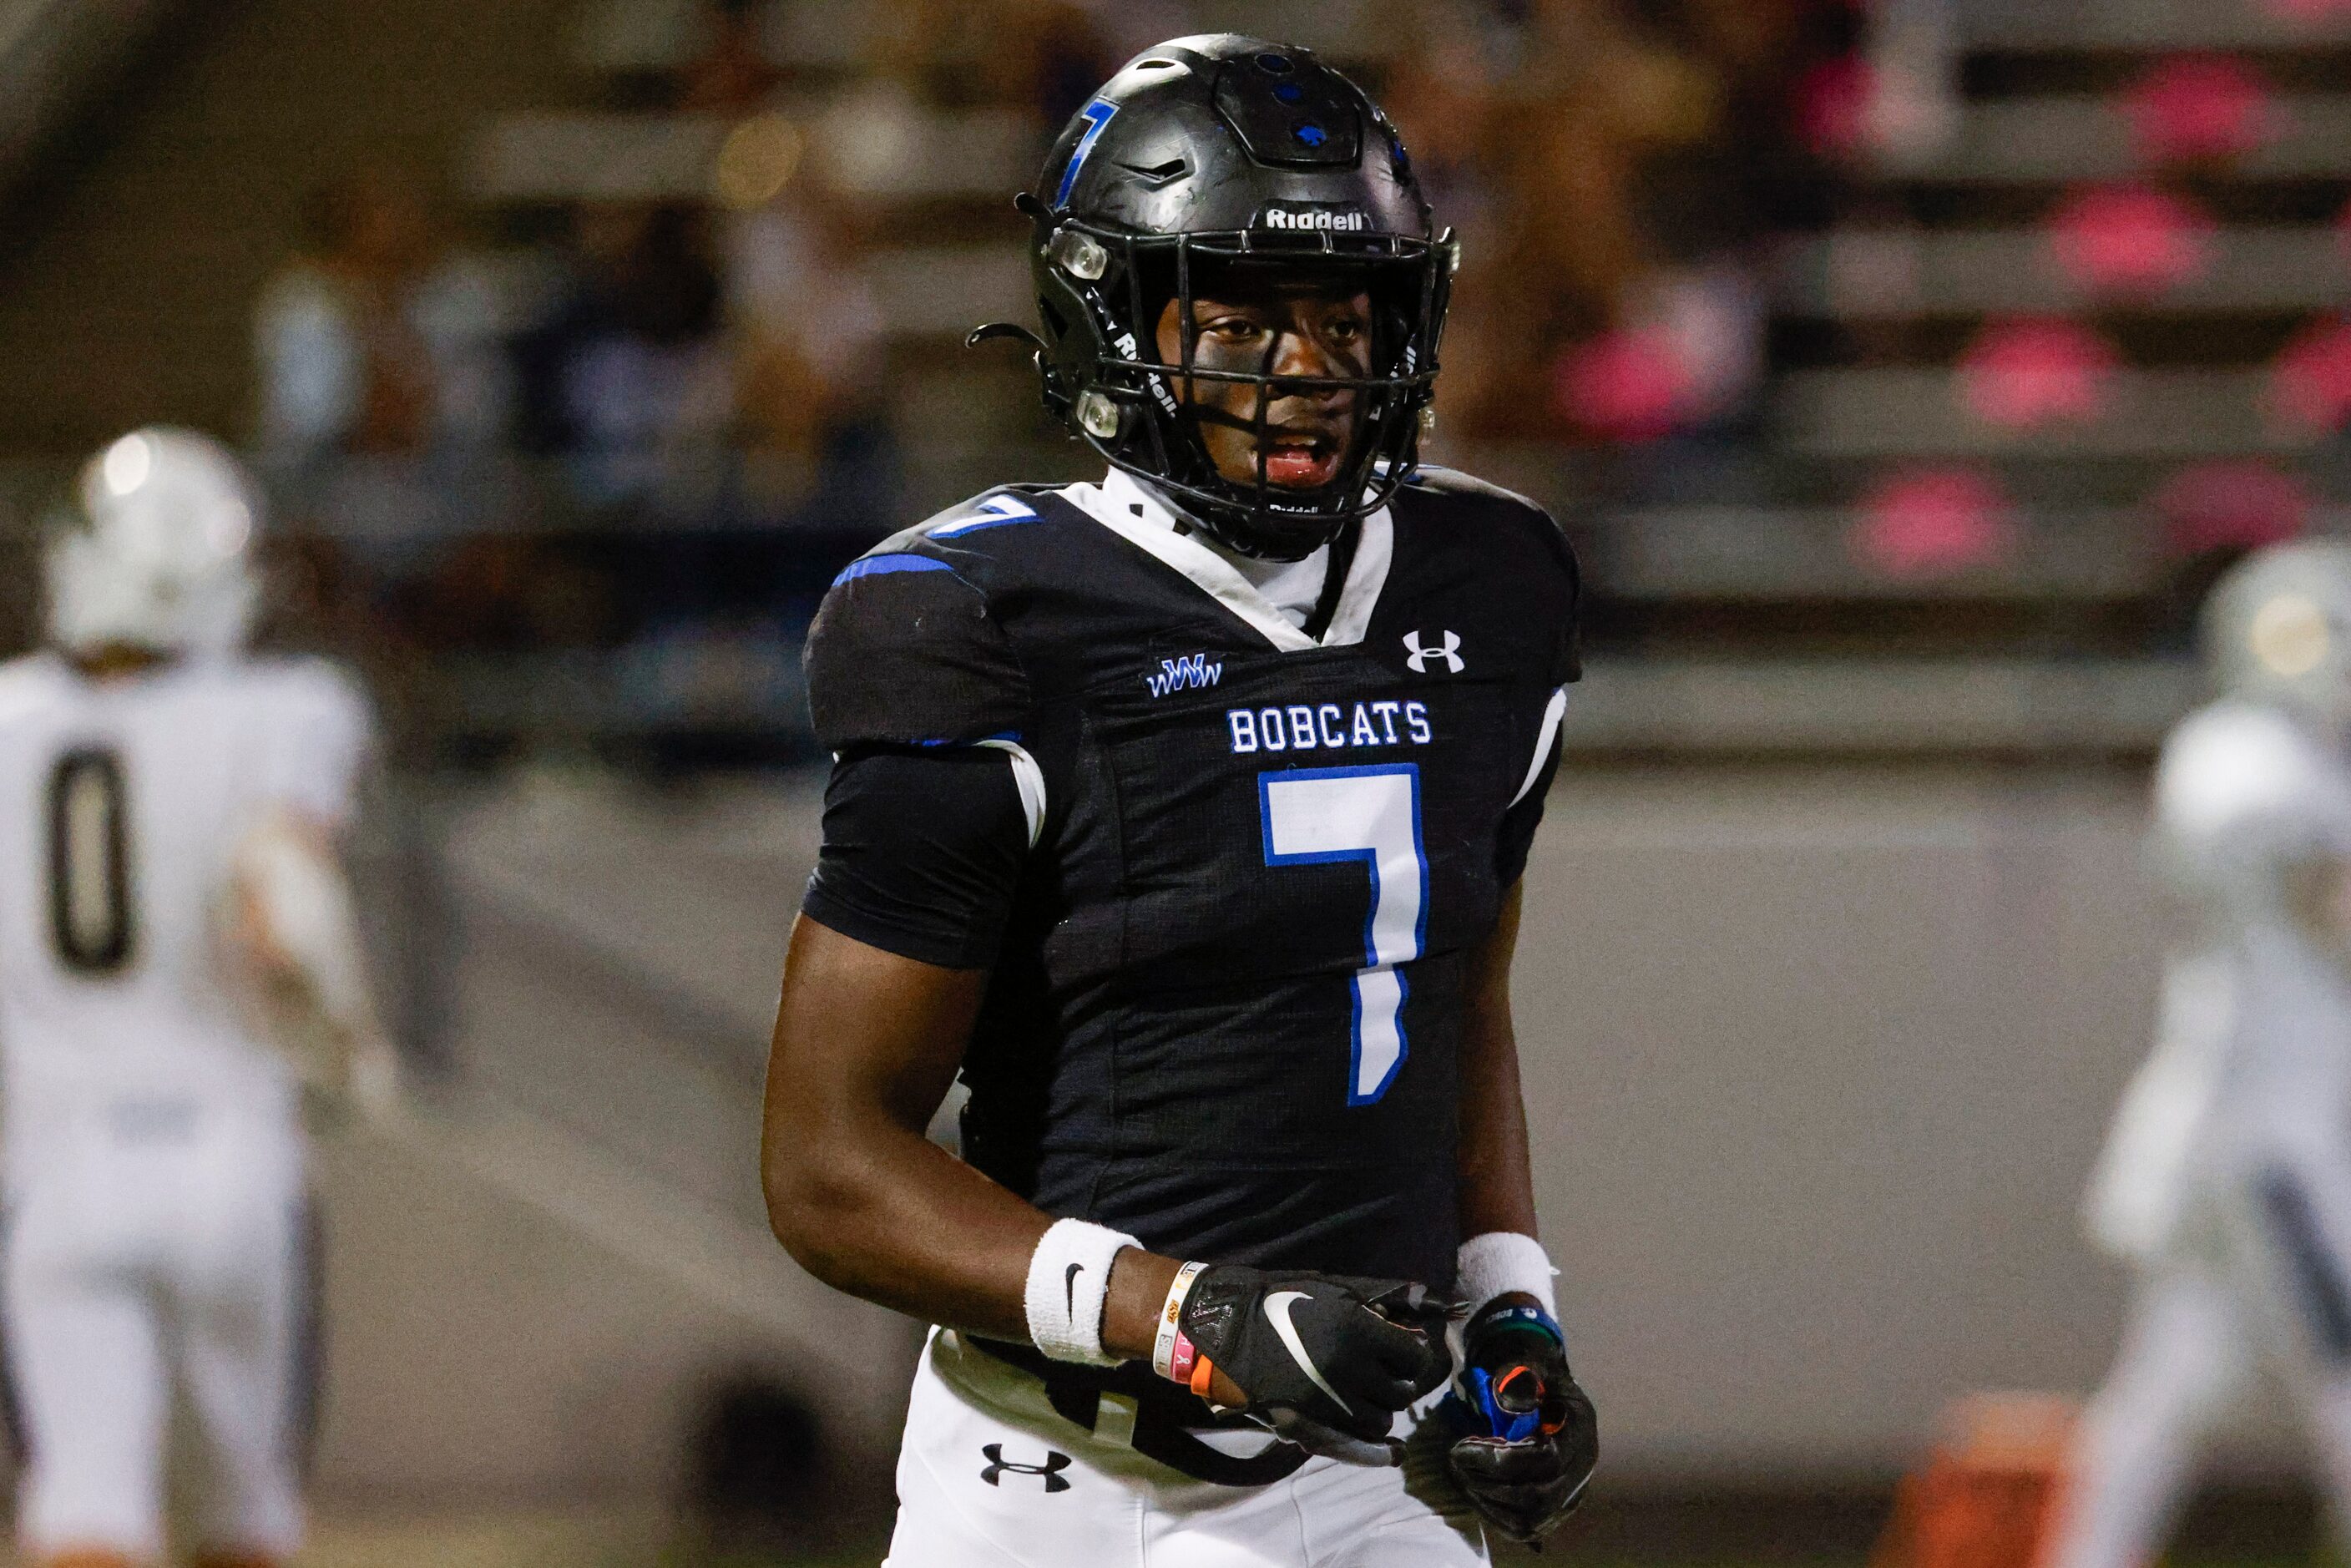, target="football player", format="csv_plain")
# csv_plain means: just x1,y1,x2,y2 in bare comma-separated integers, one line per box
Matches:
2050,542,2351,1567
0,428,382,1568
761,35,1596,1564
